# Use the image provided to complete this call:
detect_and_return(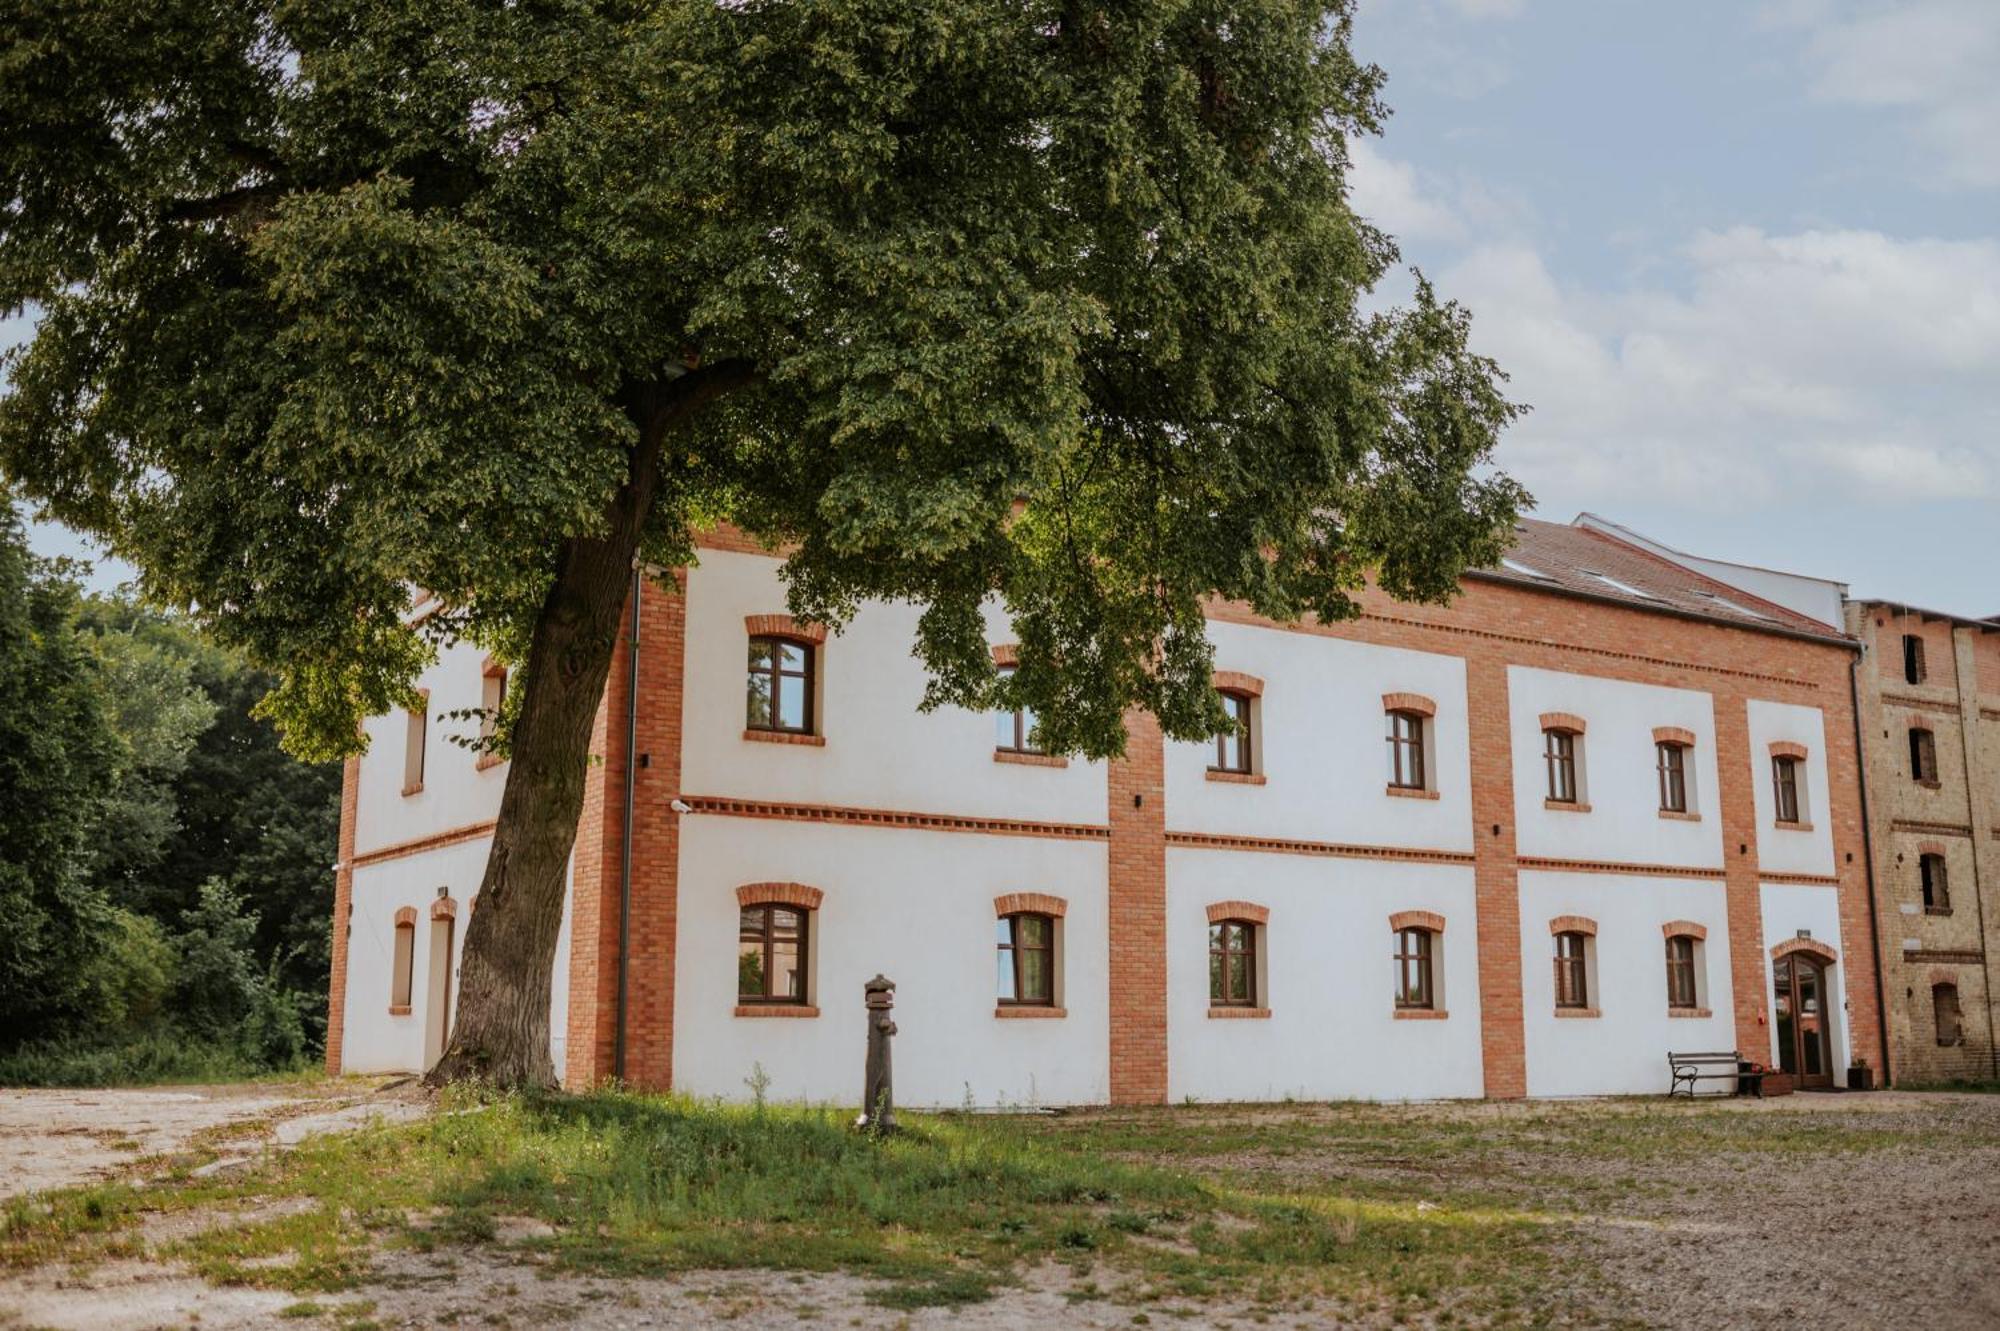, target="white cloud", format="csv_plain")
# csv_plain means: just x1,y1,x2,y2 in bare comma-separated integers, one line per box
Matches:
1444,0,1525,16
1780,0,2000,189
1346,137,1467,243
1440,228,2000,508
